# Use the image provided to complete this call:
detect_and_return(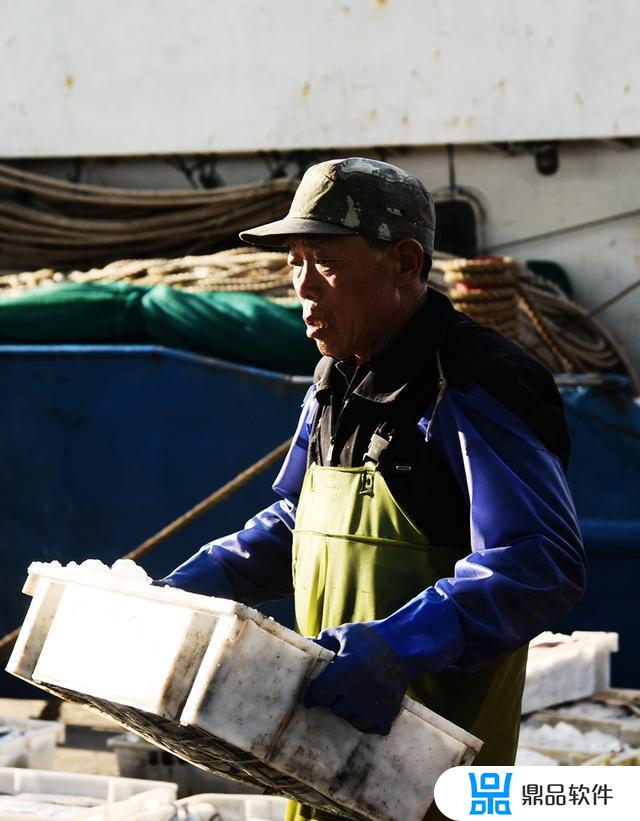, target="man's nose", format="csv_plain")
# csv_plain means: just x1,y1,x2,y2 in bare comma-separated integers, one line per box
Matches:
294,261,321,299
